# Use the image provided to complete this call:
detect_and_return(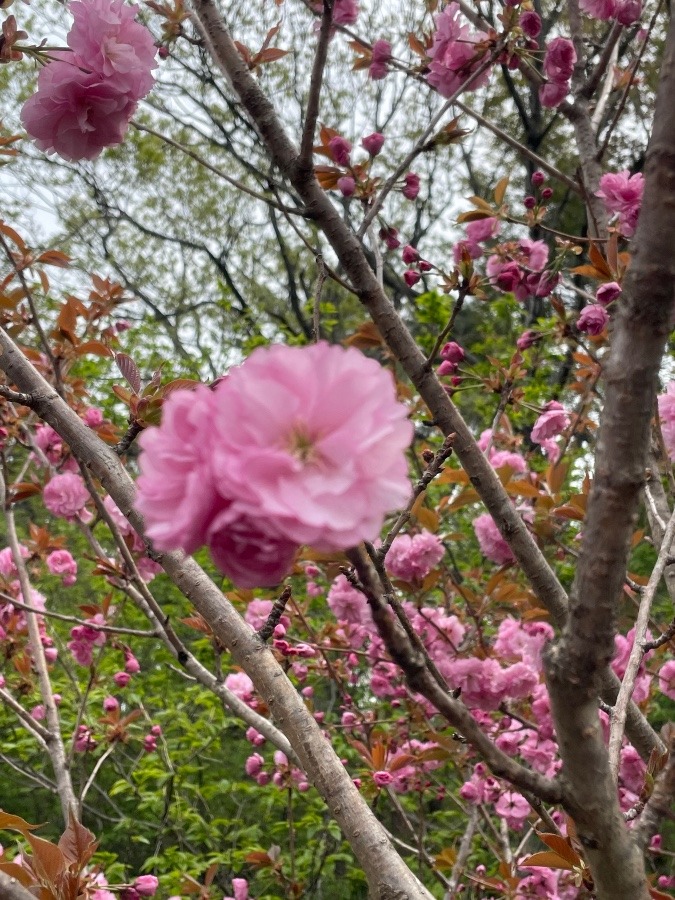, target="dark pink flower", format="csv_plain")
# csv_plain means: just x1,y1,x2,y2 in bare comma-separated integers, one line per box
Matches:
531,400,569,443
328,135,352,166
519,11,542,36
658,382,675,460
543,37,577,82
539,80,570,108
402,244,420,264
369,40,391,80
337,175,356,197
577,303,609,335
595,281,622,305
517,330,540,350
206,509,299,589
616,0,641,24
465,216,499,243
373,770,394,788
402,172,420,200
404,269,421,287
580,0,617,18
362,132,385,156
440,341,465,364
